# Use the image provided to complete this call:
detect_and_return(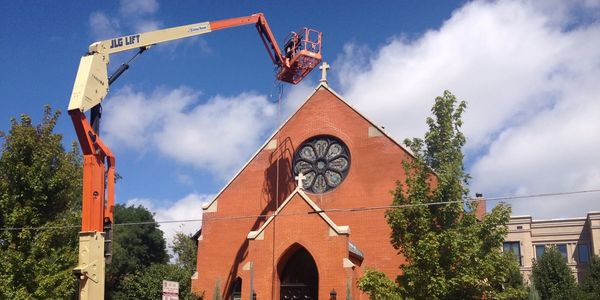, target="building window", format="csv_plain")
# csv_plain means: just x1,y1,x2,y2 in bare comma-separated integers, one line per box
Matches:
536,244,568,262
535,245,545,259
503,242,522,266
557,244,568,262
293,135,350,193
578,244,590,264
